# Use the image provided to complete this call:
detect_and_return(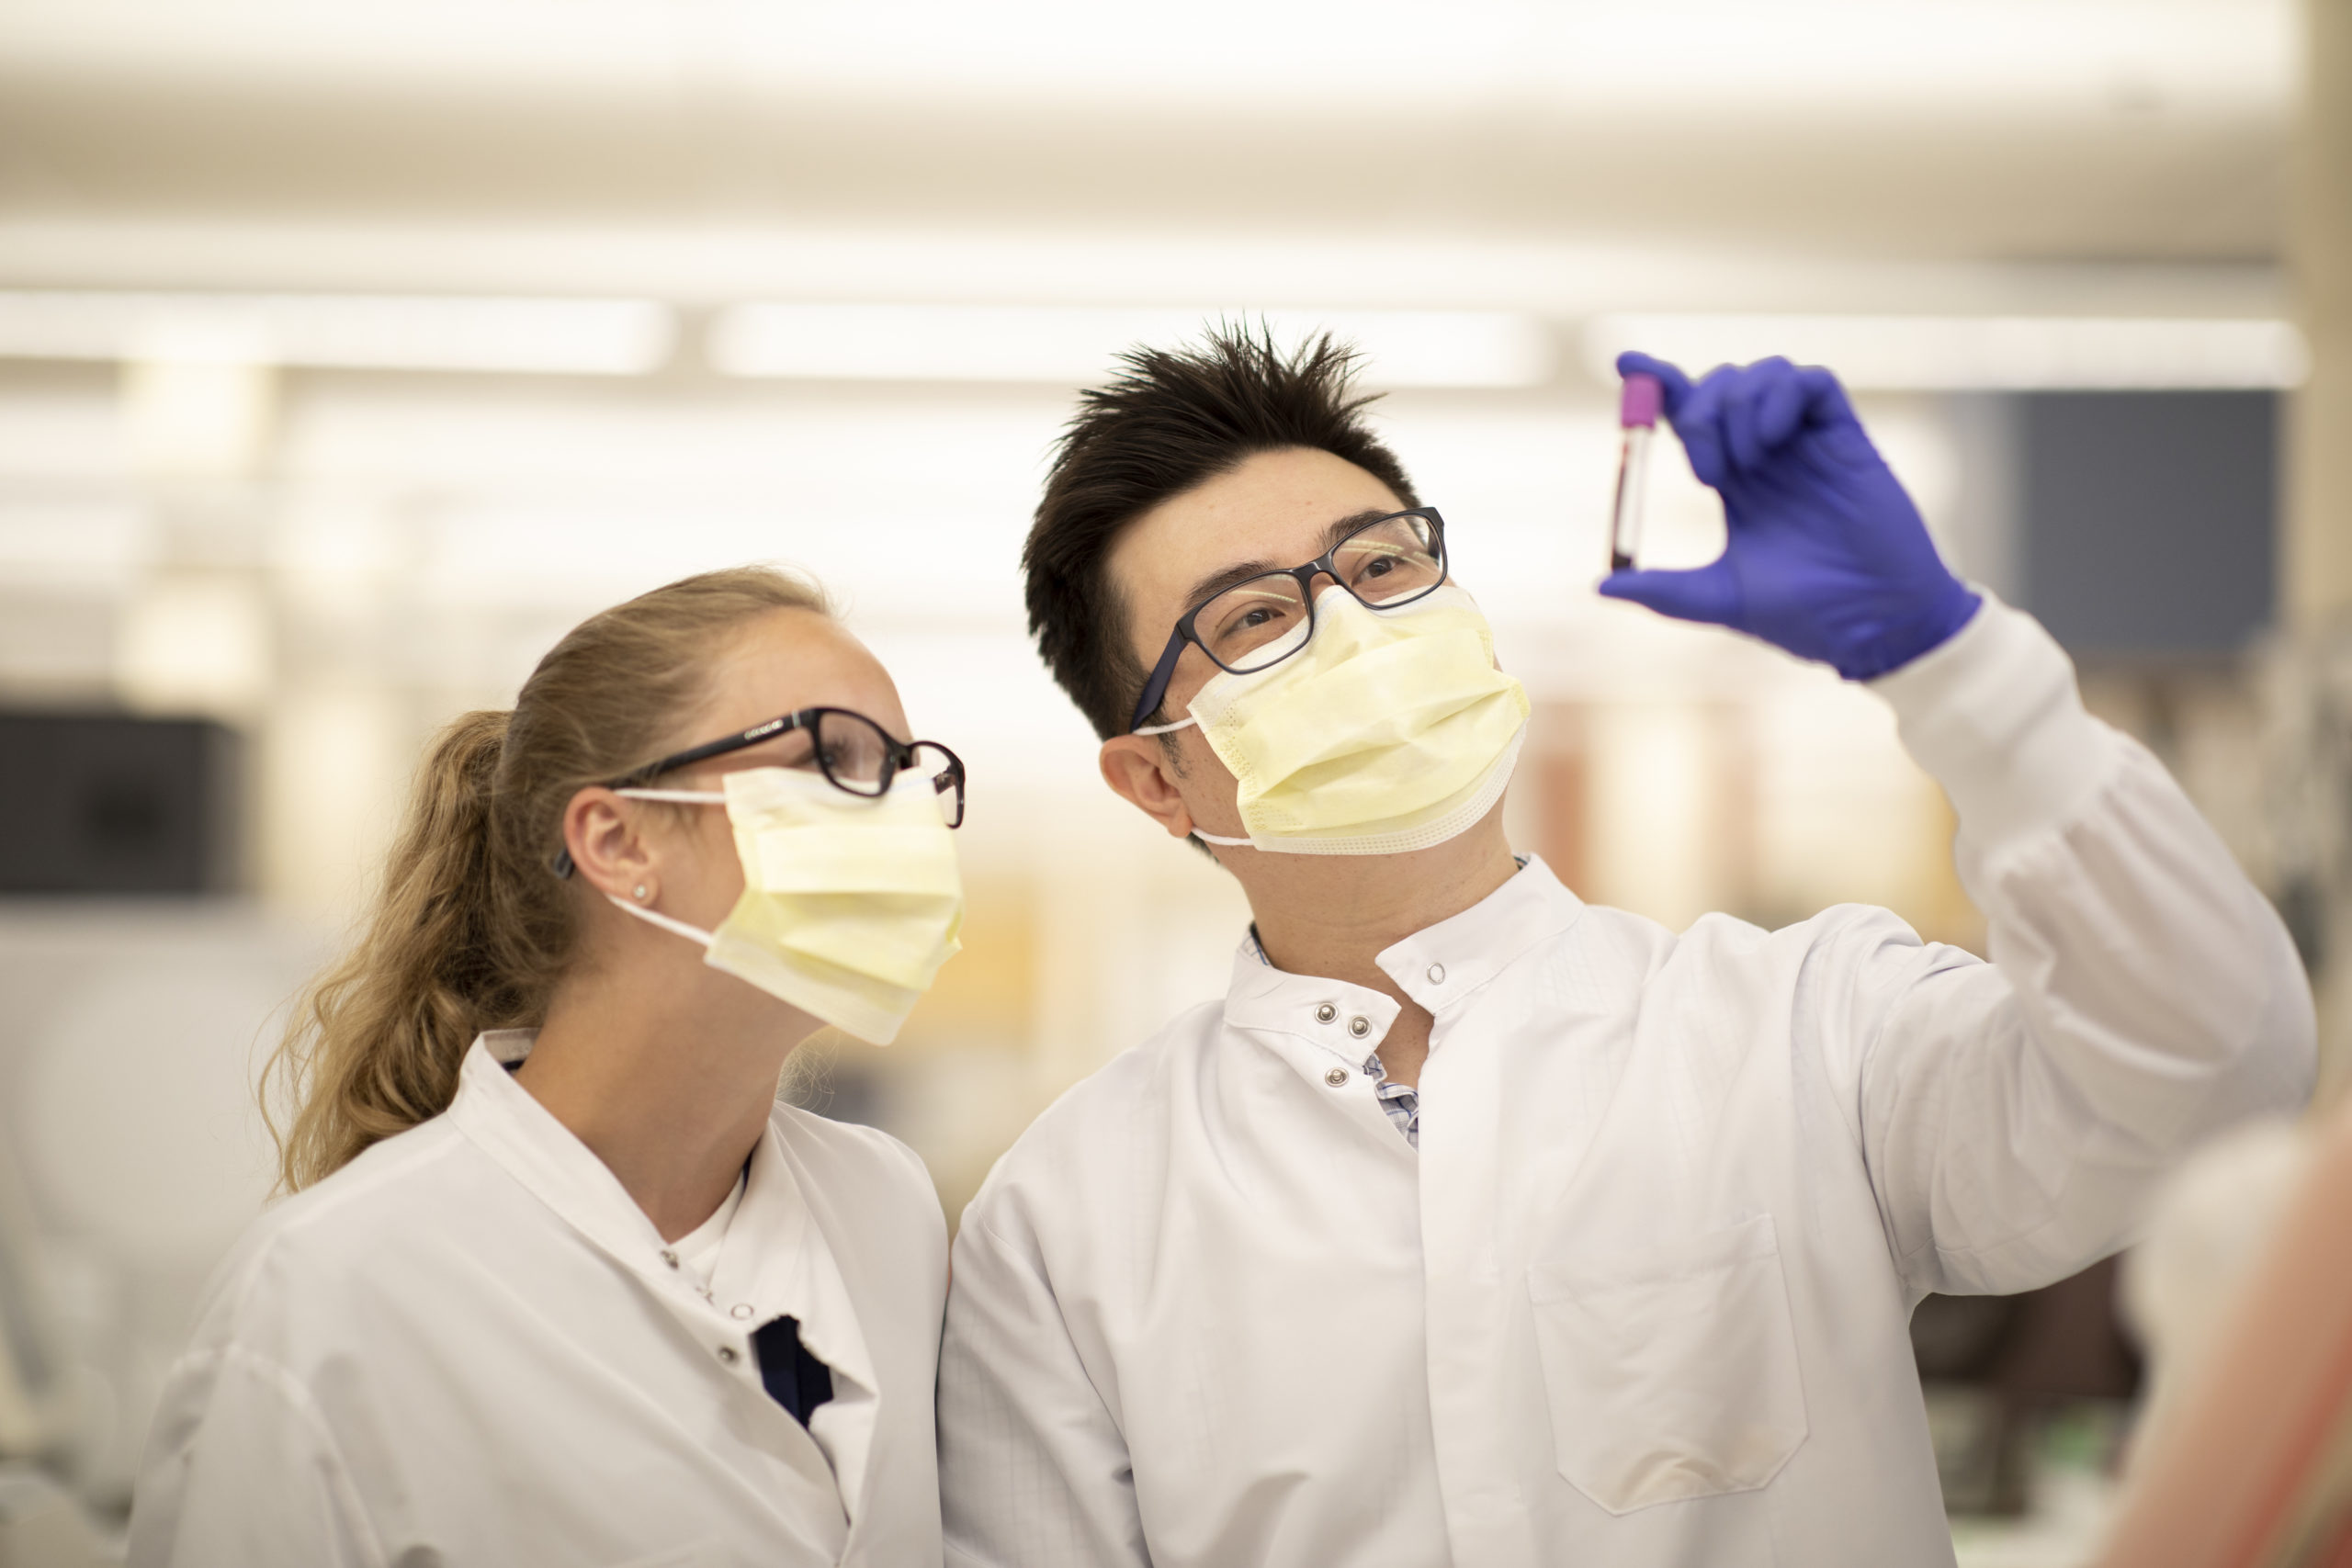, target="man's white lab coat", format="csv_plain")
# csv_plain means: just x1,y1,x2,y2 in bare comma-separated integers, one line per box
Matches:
130,1032,948,1568
937,600,2315,1568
